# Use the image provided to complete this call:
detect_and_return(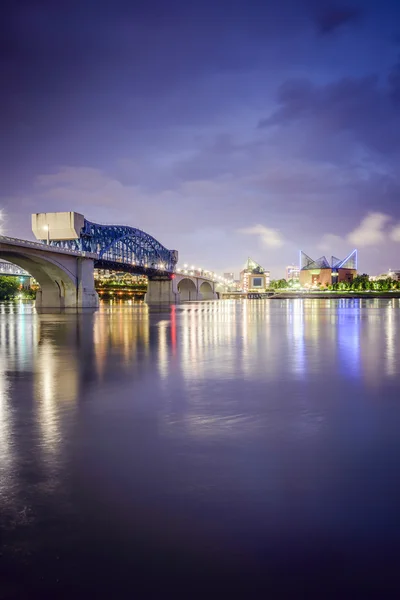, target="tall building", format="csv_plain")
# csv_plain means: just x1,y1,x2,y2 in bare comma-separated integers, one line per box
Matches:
299,250,357,287
286,265,300,281
224,272,234,281
240,258,270,292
